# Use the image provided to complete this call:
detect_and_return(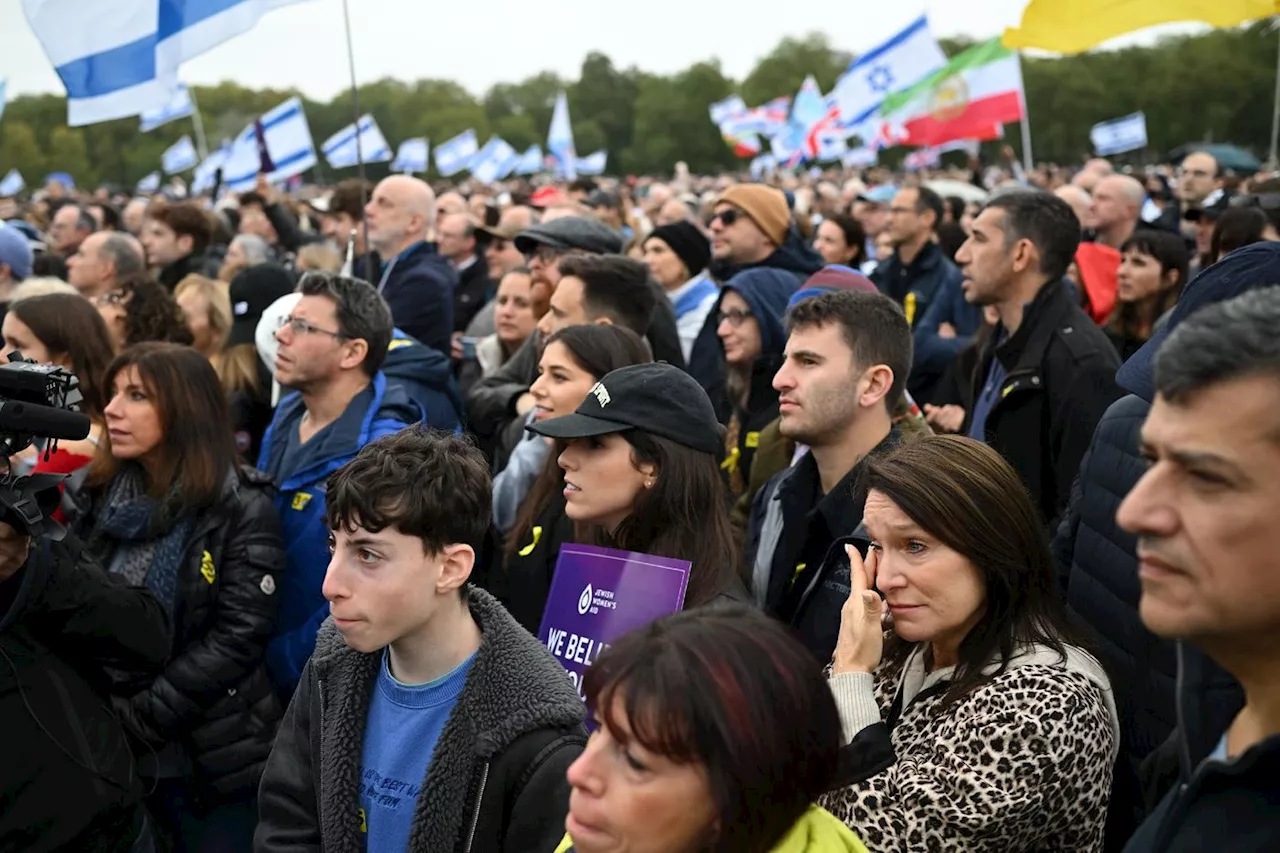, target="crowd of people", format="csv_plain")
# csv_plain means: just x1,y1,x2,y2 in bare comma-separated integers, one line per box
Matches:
0,146,1278,853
